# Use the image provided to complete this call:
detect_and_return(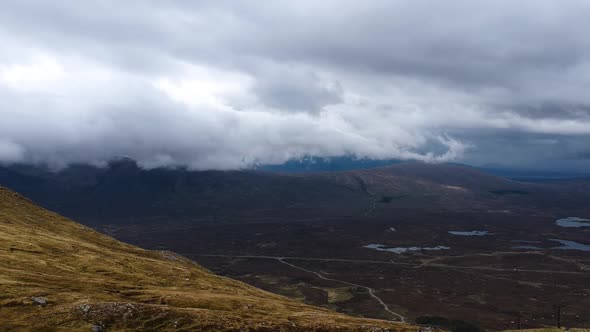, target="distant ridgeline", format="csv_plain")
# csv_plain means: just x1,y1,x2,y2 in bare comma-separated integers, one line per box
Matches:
257,156,402,173
258,156,590,179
